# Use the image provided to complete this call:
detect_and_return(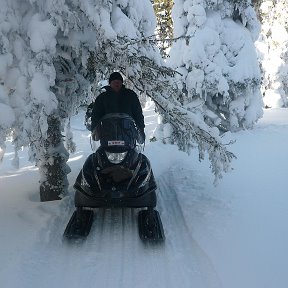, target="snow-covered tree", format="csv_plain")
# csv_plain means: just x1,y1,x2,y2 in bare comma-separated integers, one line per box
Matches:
0,0,101,200
91,1,236,183
168,0,263,132
256,0,288,108
0,0,236,198
1,0,159,200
